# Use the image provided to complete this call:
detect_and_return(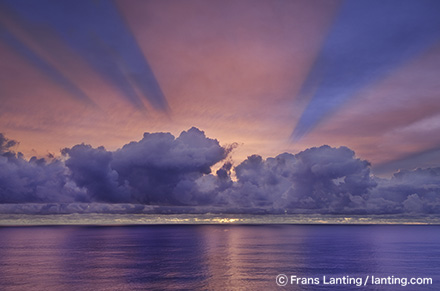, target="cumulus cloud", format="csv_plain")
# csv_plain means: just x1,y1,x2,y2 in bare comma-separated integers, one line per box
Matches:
0,135,84,203
212,146,377,213
0,129,440,214
62,144,130,203
369,167,440,214
111,127,228,205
